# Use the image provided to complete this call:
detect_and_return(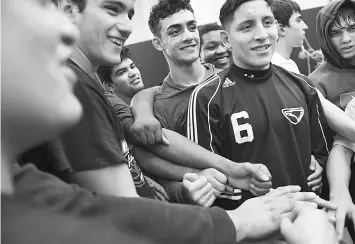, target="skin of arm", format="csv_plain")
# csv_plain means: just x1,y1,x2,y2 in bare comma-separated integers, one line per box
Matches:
317,89,355,142
72,166,139,198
